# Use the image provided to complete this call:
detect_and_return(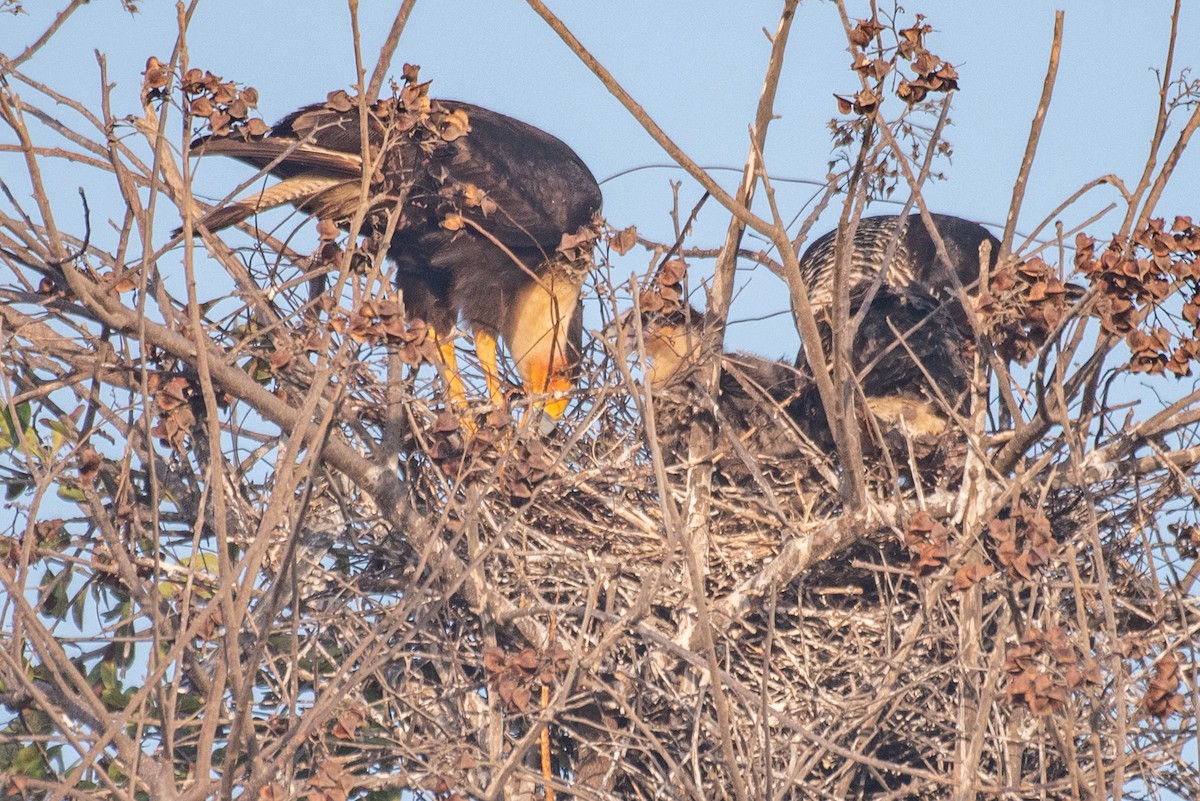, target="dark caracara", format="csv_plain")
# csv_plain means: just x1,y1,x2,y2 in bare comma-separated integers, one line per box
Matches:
792,213,994,438
190,94,602,419
798,213,1000,335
